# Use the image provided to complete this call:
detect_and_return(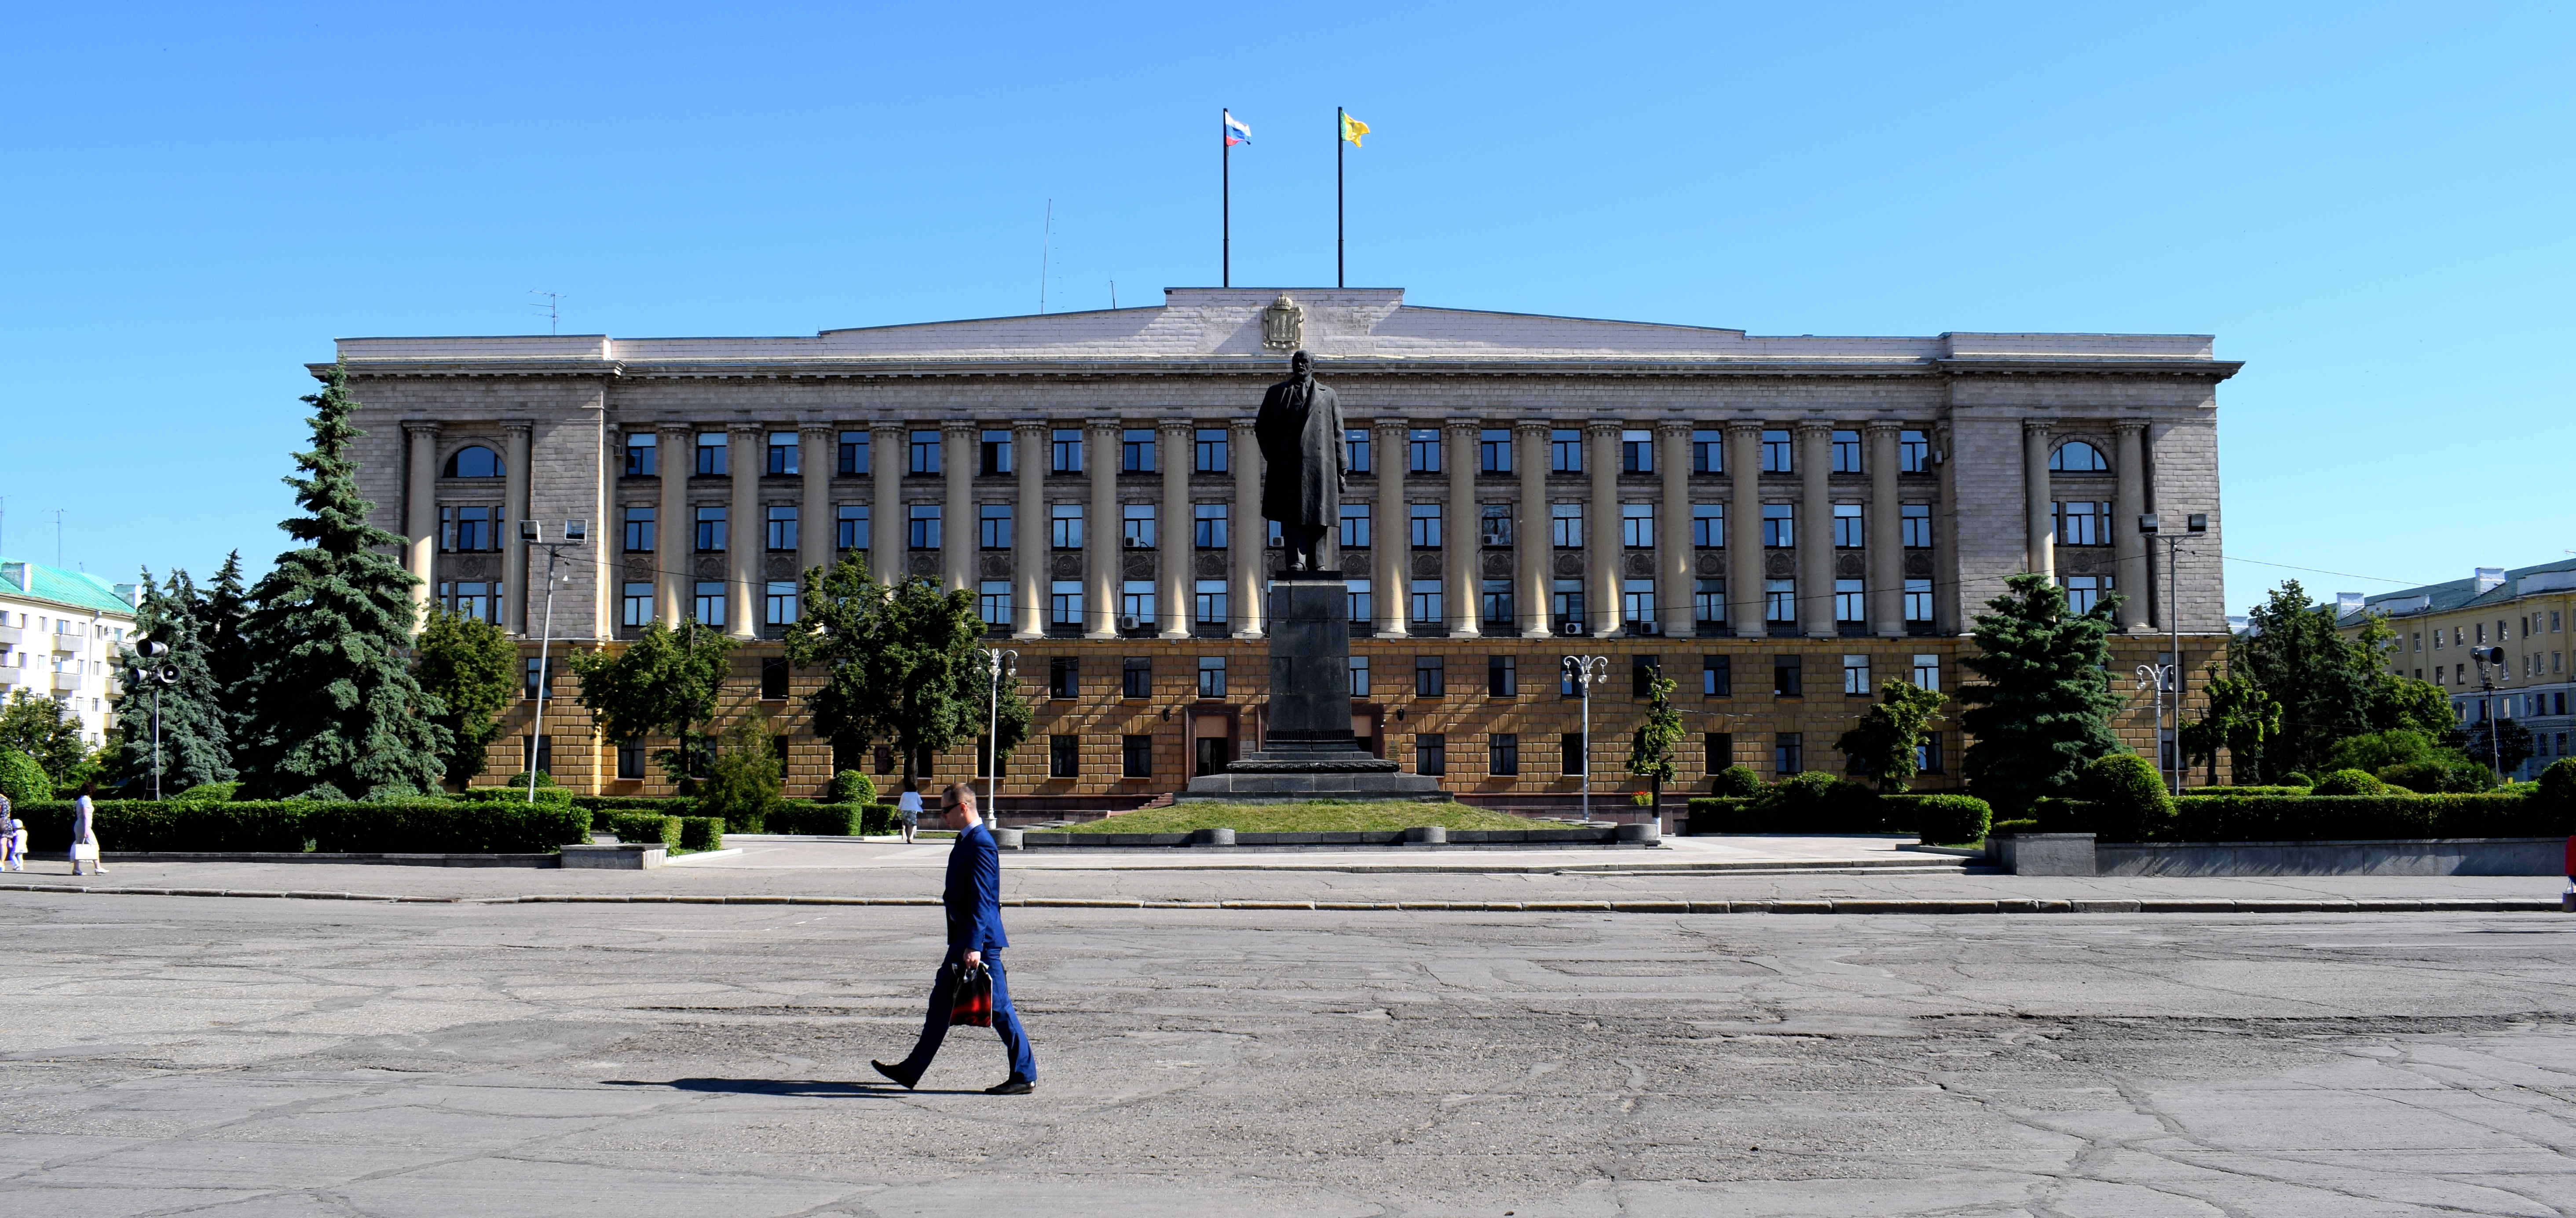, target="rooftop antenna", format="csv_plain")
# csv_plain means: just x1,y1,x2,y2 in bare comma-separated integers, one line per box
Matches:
1109,279,1117,309
1037,200,1052,315
530,290,564,335
51,509,65,568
